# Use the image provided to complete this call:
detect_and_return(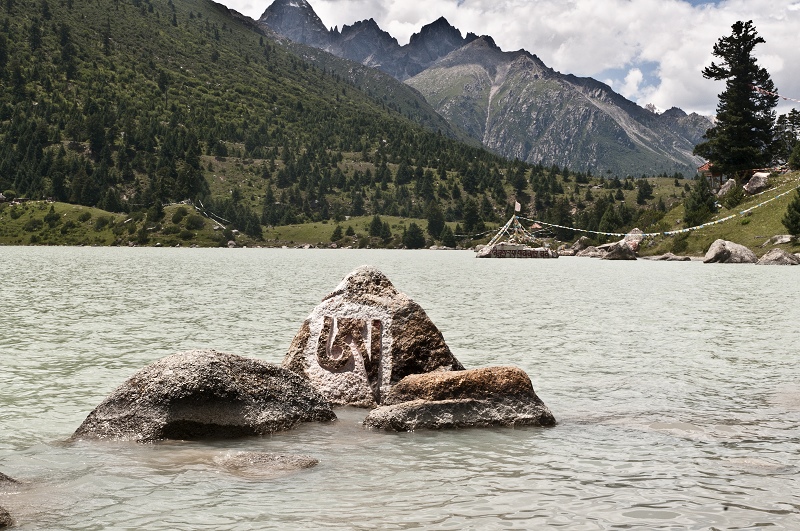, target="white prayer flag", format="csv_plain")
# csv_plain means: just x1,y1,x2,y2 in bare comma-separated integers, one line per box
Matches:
514,201,521,212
